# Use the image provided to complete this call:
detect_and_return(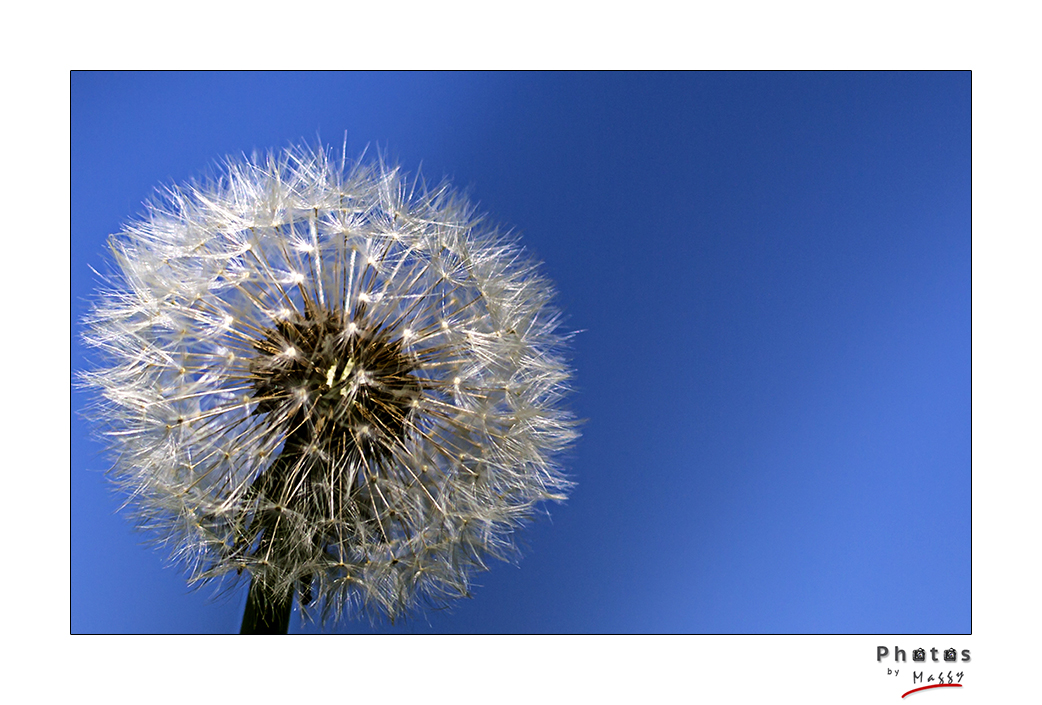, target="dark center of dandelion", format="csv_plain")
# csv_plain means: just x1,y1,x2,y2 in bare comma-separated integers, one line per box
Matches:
250,307,420,463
